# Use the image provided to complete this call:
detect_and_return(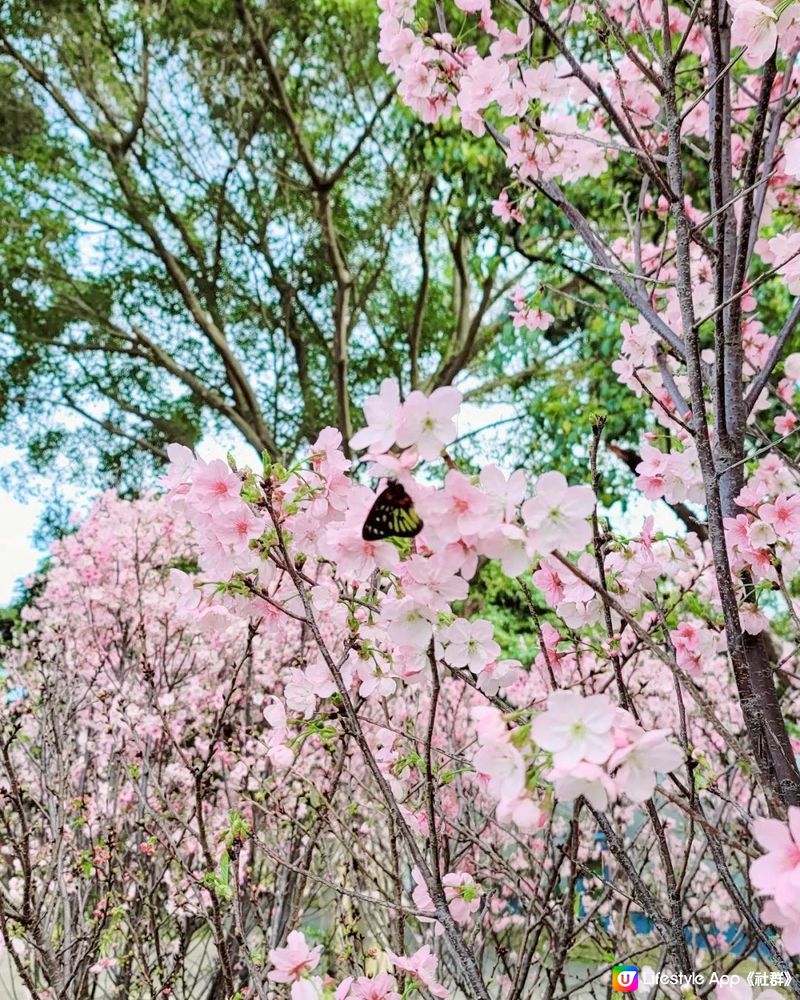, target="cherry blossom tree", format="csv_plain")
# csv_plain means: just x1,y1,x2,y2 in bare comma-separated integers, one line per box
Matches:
8,0,800,996
378,0,800,815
